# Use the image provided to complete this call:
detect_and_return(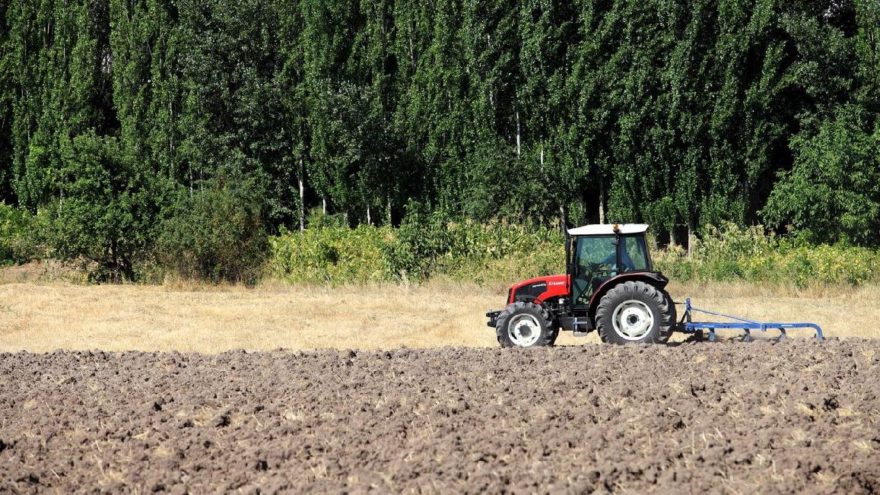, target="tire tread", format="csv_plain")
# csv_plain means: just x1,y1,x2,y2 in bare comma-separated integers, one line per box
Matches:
495,301,557,347
595,281,676,344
